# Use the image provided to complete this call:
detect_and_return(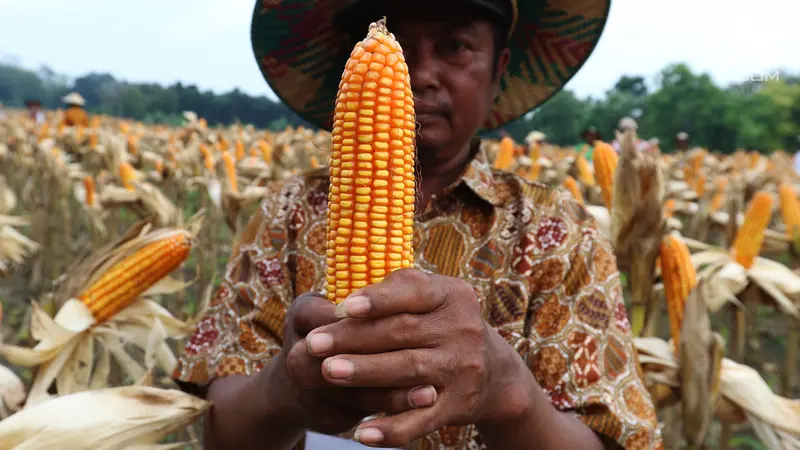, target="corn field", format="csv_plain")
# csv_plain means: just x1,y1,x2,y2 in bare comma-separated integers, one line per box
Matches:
0,107,798,449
